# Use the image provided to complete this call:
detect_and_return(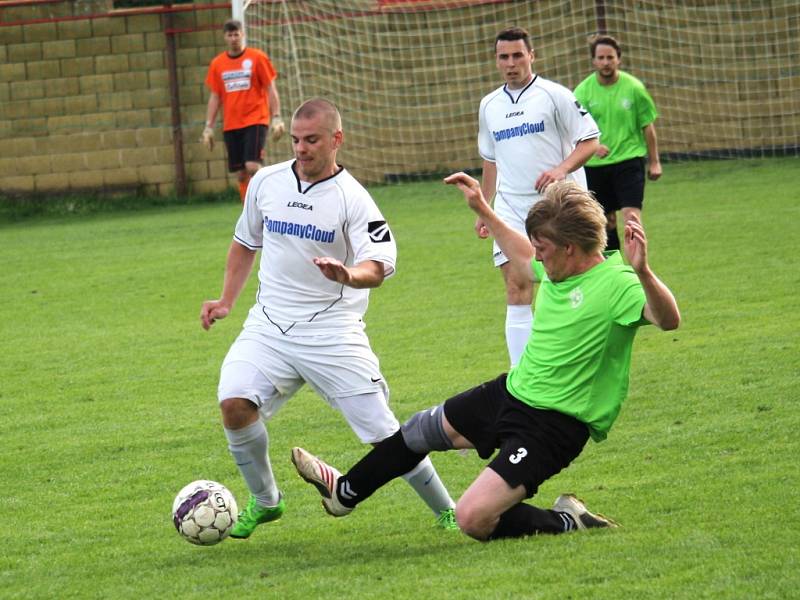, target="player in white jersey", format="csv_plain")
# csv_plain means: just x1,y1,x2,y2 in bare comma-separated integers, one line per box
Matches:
200,98,456,538
476,27,600,367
